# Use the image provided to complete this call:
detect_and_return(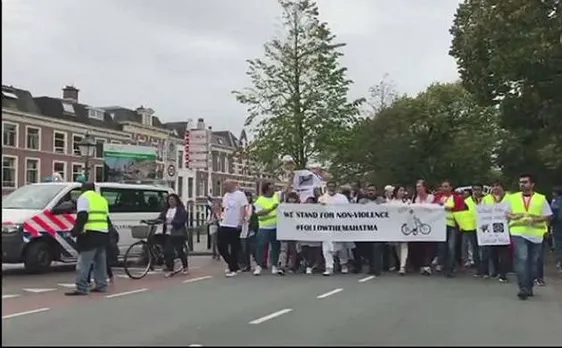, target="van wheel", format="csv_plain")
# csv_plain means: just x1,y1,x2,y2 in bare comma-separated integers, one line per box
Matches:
24,242,53,274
